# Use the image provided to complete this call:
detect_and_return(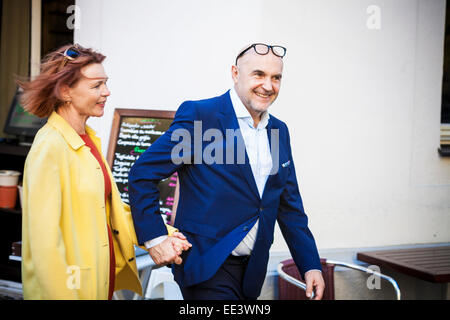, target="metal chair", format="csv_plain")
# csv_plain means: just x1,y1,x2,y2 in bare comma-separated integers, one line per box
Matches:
277,258,401,300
